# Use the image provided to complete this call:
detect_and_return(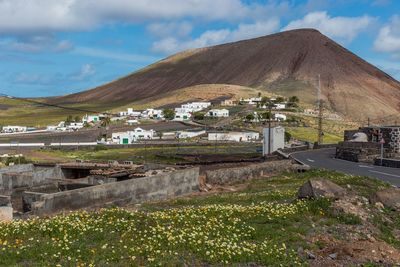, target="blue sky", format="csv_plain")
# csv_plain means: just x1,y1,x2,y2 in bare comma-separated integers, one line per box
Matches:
0,0,399,97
